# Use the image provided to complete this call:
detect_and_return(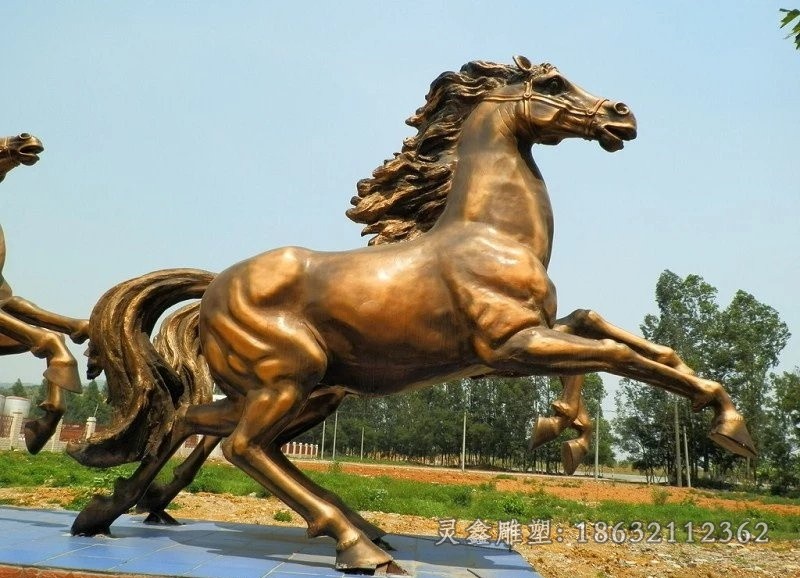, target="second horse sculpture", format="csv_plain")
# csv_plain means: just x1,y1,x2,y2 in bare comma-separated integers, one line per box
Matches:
0,134,88,453
68,57,756,571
